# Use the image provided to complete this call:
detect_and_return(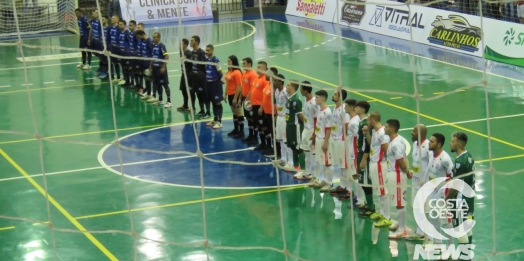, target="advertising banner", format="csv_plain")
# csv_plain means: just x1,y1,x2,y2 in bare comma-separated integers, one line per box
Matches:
285,0,339,23
483,19,524,67
119,0,213,24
